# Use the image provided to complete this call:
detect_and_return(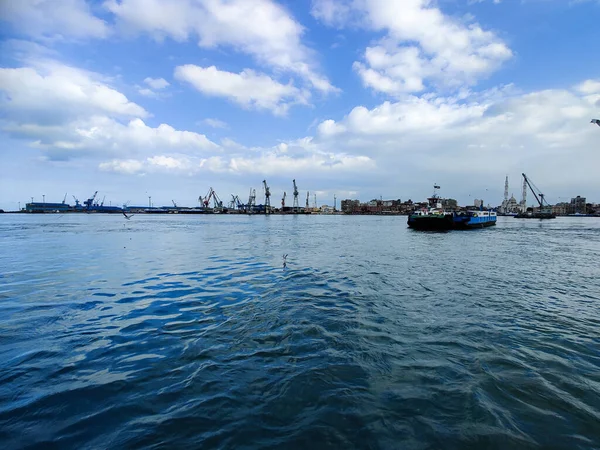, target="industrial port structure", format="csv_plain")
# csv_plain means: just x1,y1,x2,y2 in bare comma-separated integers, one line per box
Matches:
16,175,600,216
21,179,332,215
